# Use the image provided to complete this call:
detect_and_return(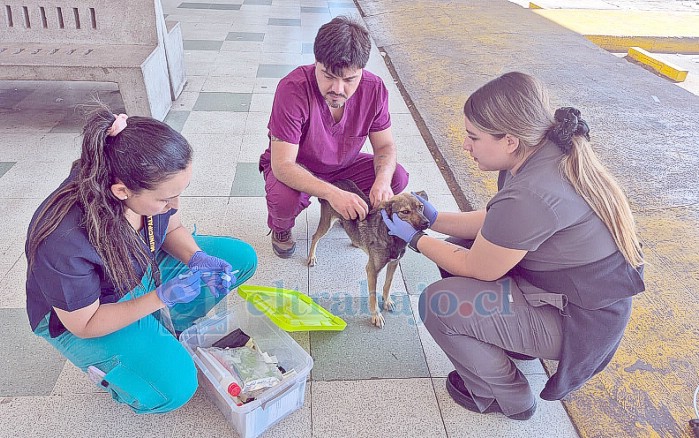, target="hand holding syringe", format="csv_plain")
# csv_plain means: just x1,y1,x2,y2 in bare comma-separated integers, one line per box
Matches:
179,269,239,298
